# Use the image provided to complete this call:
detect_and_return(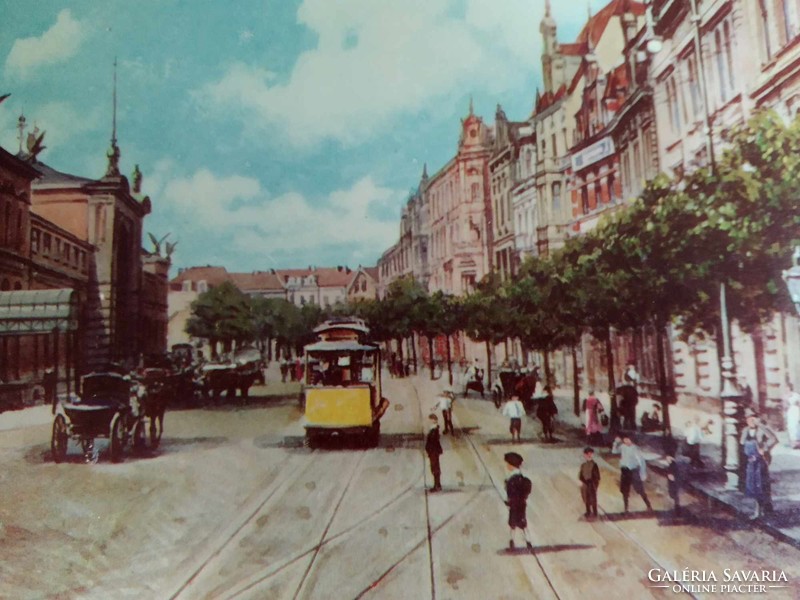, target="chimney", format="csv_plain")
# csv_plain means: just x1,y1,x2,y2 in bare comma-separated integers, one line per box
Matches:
622,12,637,45
337,265,342,272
